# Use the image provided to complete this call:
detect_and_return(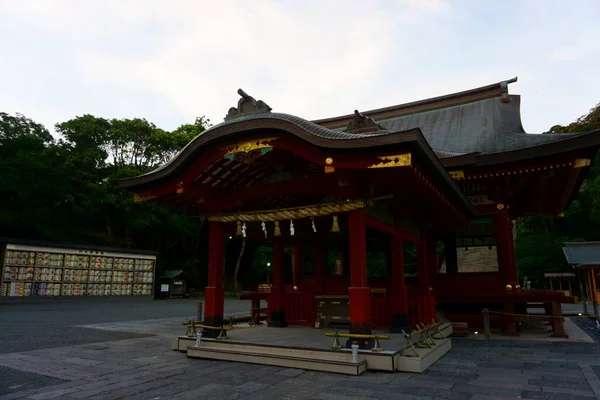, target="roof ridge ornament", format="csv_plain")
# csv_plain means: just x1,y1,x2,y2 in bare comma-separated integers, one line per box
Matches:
344,110,387,135
500,77,517,103
224,89,272,121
